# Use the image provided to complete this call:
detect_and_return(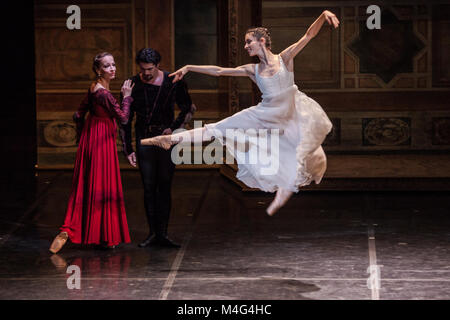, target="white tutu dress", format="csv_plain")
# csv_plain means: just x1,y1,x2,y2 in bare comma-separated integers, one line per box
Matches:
205,55,333,193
